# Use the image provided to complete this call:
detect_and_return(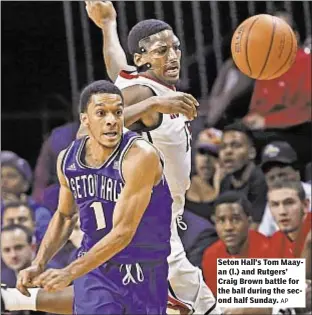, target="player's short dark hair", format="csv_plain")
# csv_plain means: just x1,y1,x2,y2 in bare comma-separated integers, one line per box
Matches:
213,191,252,217
268,180,306,201
1,224,33,244
79,80,124,113
3,201,35,222
223,121,254,146
127,19,173,55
